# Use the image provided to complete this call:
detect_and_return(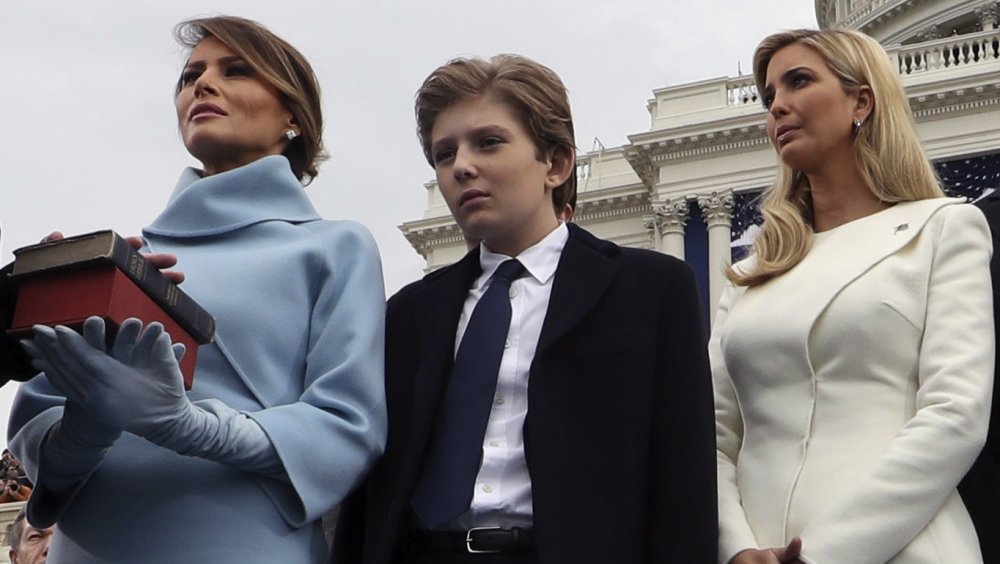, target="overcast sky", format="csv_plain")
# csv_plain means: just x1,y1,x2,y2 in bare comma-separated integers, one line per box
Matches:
0,1,817,445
